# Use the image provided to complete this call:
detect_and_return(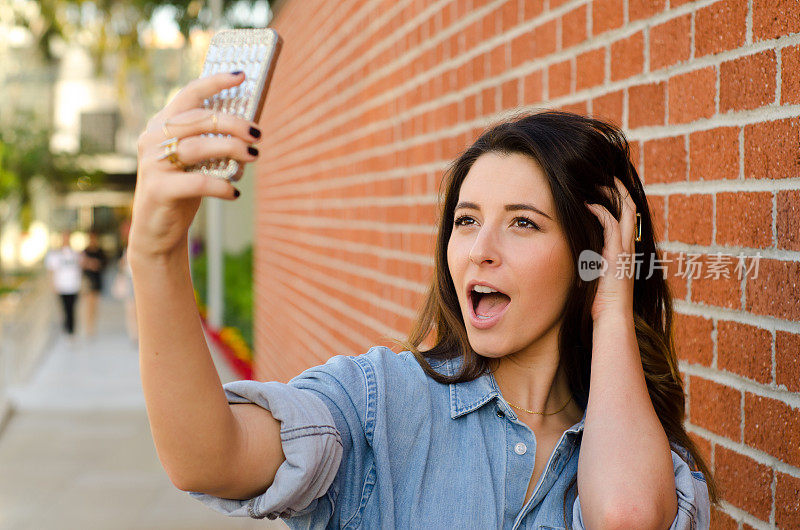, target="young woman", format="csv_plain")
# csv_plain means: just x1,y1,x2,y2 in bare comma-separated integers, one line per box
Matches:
130,72,717,529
